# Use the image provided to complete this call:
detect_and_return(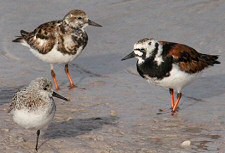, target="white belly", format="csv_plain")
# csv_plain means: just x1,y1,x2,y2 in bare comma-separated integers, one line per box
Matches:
22,42,83,64
12,104,56,130
145,64,200,92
